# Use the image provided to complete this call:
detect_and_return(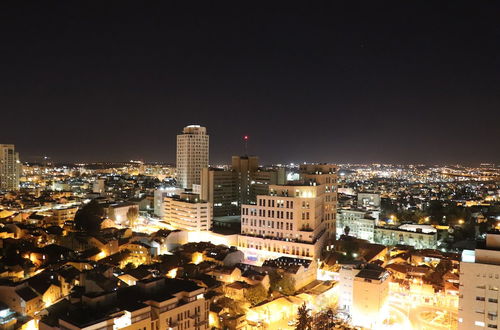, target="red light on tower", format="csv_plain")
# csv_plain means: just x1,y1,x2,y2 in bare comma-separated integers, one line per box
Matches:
243,135,249,155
